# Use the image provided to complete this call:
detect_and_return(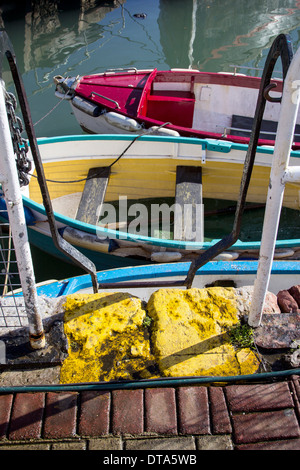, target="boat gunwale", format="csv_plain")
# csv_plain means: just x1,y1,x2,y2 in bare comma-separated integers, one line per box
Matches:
32,133,300,158
34,259,300,298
